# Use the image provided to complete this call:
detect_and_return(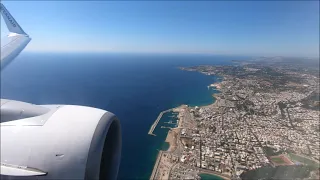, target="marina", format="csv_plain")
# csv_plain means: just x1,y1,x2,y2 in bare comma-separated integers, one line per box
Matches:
164,120,177,125
148,109,173,136
160,126,171,129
